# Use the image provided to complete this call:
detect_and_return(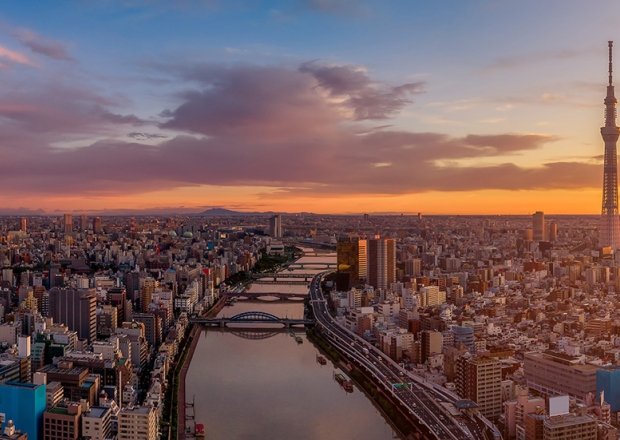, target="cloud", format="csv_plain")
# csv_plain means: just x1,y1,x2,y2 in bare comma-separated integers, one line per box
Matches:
299,62,424,119
0,82,144,135
160,64,343,138
12,28,73,61
161,62,423,140
0,45,34,67
0,60,597,200
127,131,169,140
